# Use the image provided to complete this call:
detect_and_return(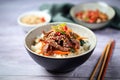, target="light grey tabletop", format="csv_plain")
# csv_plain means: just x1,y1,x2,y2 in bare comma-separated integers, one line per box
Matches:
0,0,120,80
